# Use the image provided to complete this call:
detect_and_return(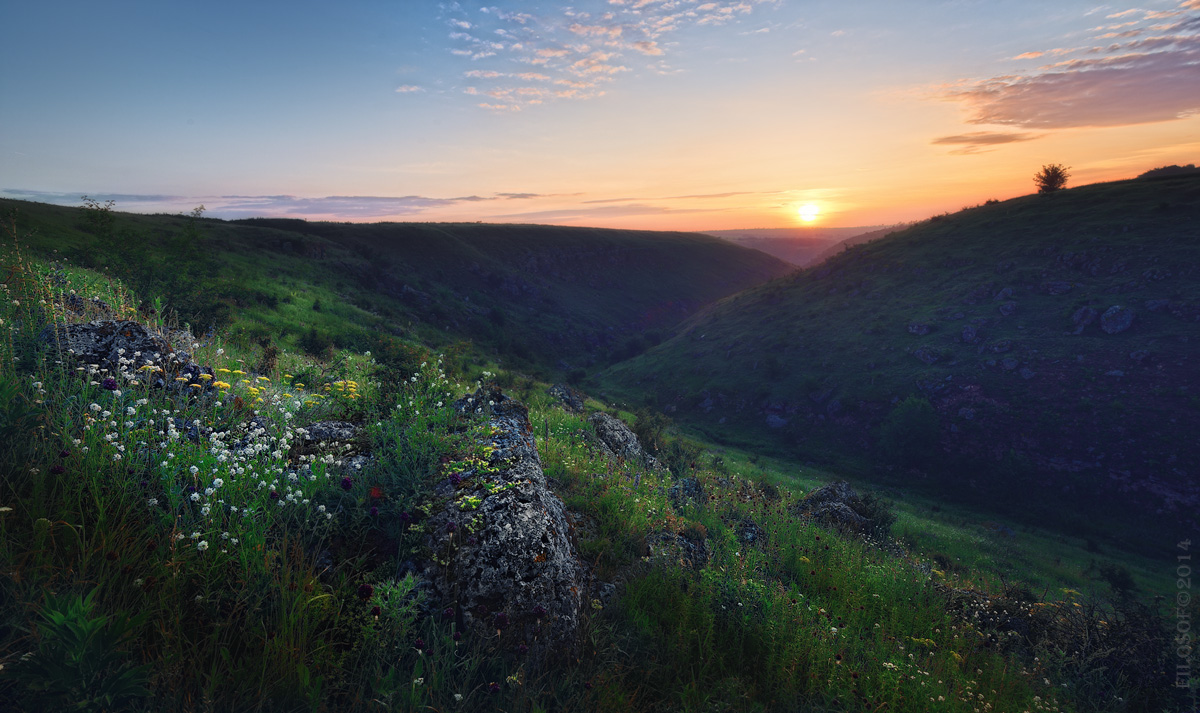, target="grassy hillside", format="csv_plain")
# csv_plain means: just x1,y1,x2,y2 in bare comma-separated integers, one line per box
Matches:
600,174,1200,542
0,198,793,375
0,236,1185,712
